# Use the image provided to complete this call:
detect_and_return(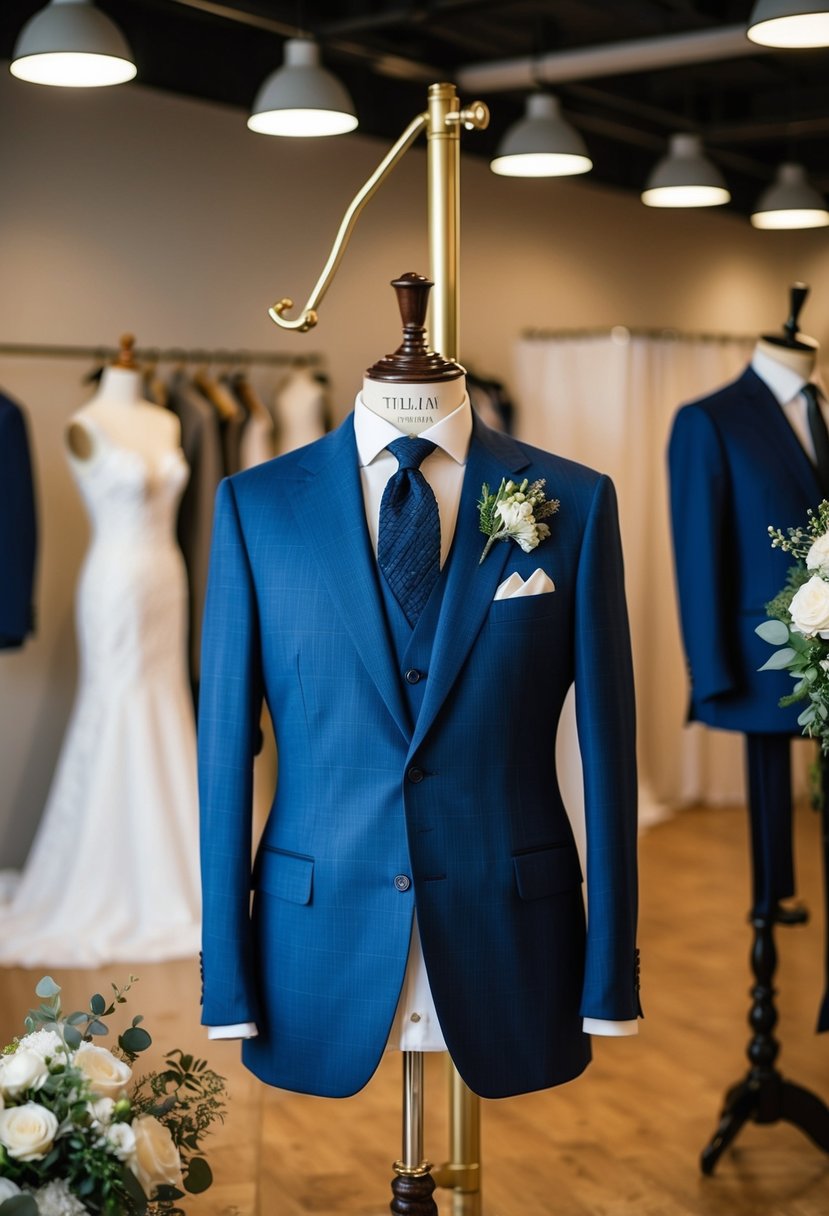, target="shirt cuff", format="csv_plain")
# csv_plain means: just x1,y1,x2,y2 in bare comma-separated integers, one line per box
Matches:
582,1018,638,1037
206,1022,259,1040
